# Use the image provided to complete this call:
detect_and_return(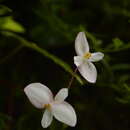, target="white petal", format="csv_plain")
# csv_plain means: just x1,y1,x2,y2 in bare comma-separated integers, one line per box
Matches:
24,83,53,109
75,32,89,56
88,52,104,62
78,61,97,83
74,56,84,67
41,109,53,128
55,88,68,102
51,101,77,127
